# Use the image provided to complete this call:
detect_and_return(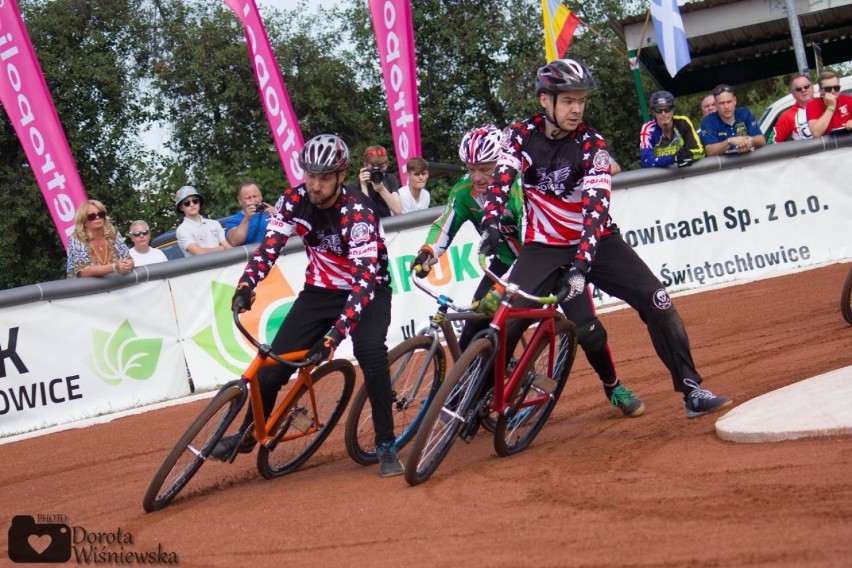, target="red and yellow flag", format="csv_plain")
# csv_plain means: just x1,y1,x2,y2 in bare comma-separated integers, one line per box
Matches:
541,0,580,62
